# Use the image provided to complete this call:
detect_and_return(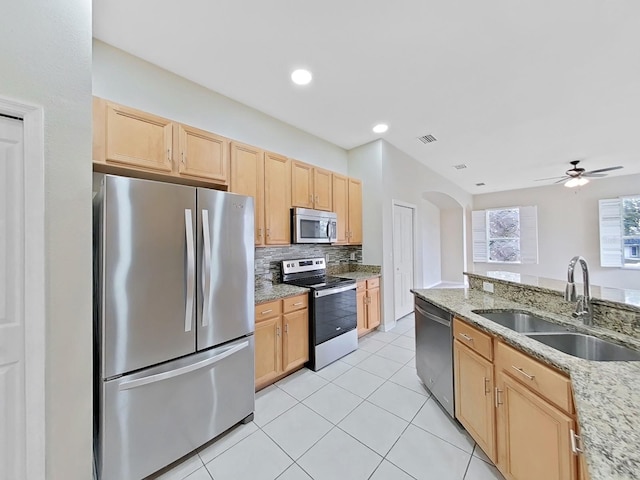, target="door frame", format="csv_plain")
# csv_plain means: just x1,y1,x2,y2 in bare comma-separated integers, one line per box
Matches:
0,96,46,479
391,200,417,320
